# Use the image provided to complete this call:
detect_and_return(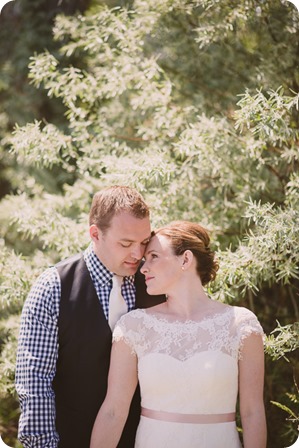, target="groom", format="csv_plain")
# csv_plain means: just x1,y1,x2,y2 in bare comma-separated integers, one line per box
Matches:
15,186,165,448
